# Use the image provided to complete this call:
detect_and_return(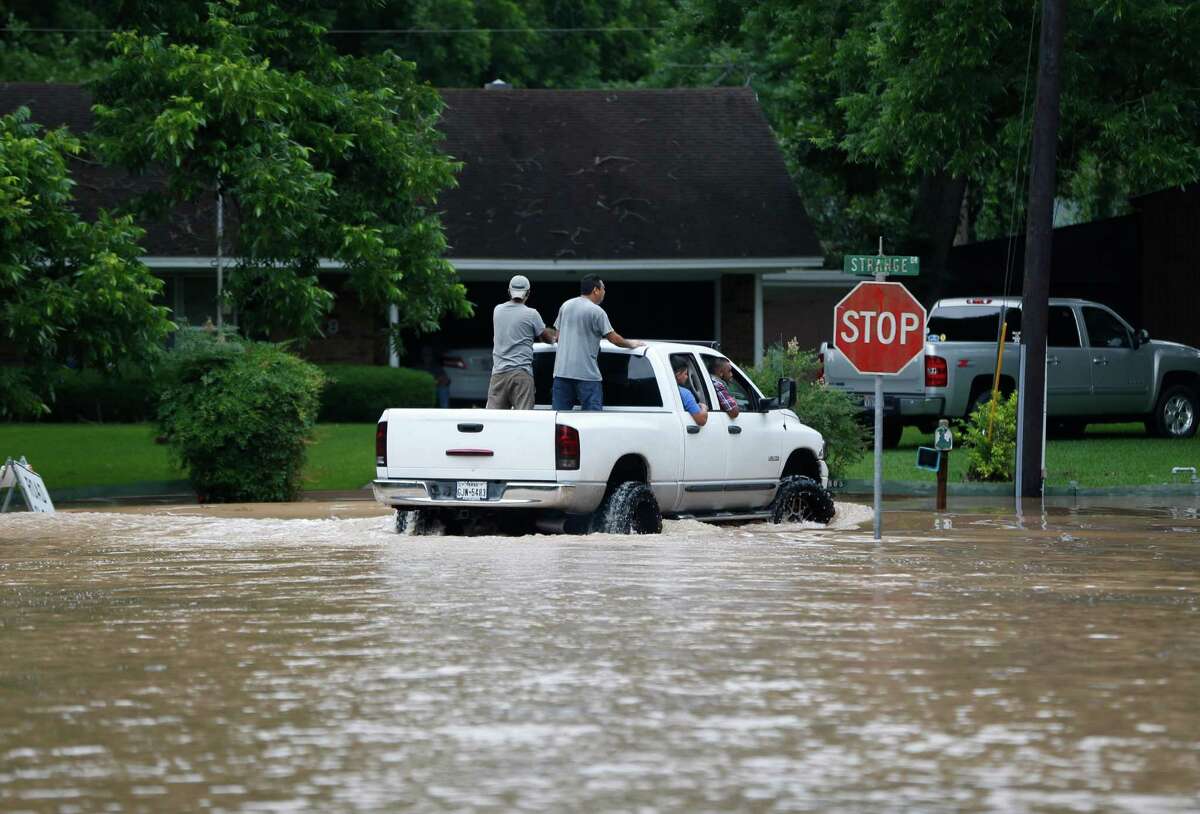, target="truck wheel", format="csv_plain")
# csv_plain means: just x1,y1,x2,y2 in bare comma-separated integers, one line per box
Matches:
1148,385,1198,439
394,509,442,535
770,476,836,525
595,482,662,535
